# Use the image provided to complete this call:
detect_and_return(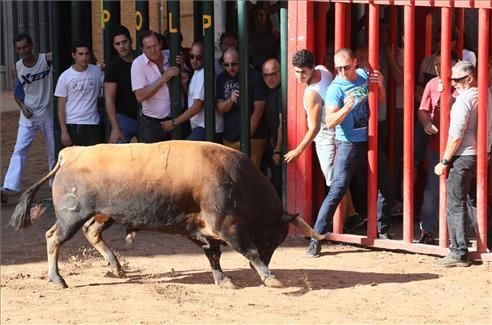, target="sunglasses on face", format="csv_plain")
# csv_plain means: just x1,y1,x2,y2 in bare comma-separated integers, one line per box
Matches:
189,54,202,61
451,75,469,82
335,64,352,72
223,62,239,68
262,70,279,78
